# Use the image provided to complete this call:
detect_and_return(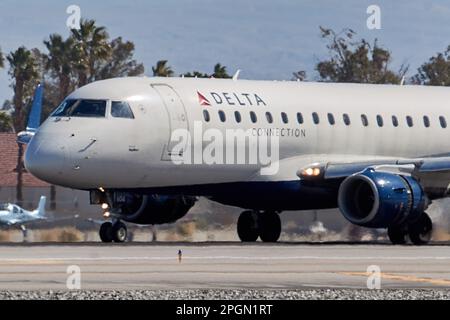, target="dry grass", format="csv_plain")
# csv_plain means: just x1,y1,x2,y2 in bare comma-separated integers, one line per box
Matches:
0,231,12,242
177,222,196,238
36,227,84,242
432,228,450,241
